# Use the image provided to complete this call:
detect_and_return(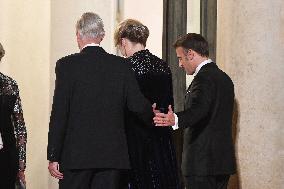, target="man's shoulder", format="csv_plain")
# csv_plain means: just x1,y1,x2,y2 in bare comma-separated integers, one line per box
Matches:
200,63,230,77
102,53,129,69
55,51,129,76
108,54,126,63
57,52,81,64
198,63,233,88
58,51,125,63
